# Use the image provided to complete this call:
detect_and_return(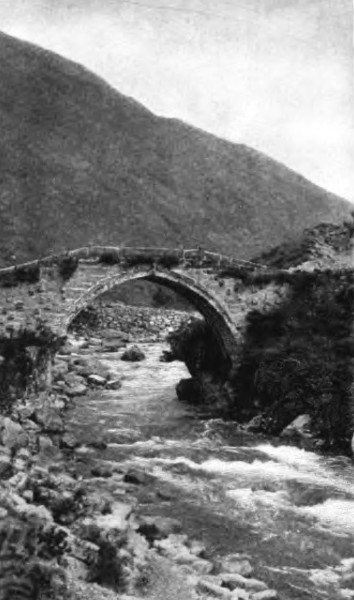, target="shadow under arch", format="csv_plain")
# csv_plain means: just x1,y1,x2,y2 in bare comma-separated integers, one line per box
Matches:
62,269,238,375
